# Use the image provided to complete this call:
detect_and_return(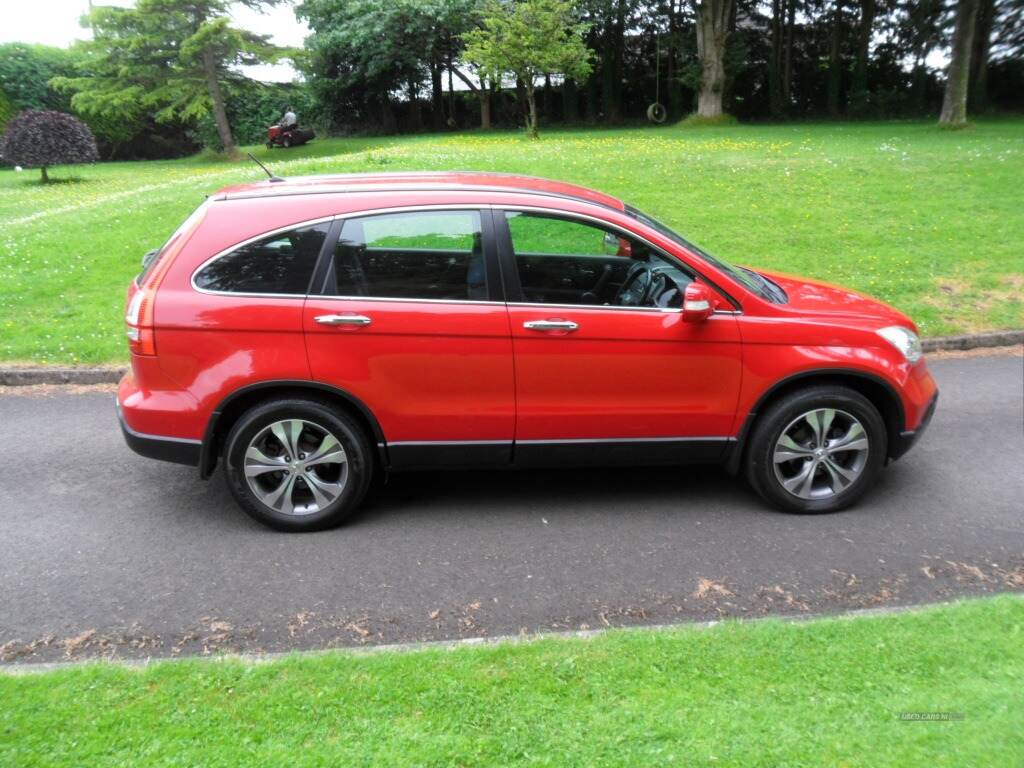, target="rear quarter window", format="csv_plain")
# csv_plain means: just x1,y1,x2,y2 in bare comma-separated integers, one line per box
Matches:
137,202,209,286
194,223,330,295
